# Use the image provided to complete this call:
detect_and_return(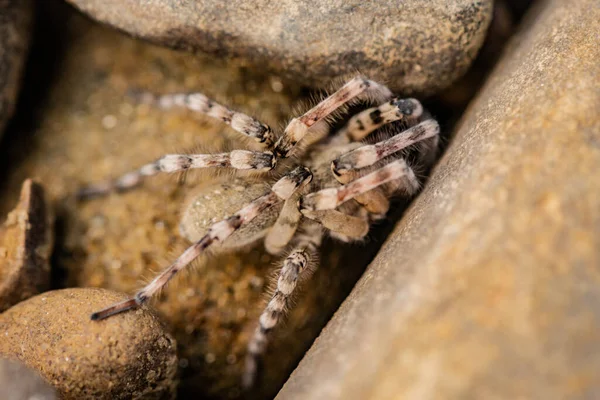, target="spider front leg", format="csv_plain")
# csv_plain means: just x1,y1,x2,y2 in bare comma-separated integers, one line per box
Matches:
329,119,440,216
339,97,424,142
244,222,323,389
264,189,304,255
78,150,275,198
90,166,313,321
273,76,394,158
332,119,440,176
131,90,275,147
301,159,420,212
78,88,278,199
